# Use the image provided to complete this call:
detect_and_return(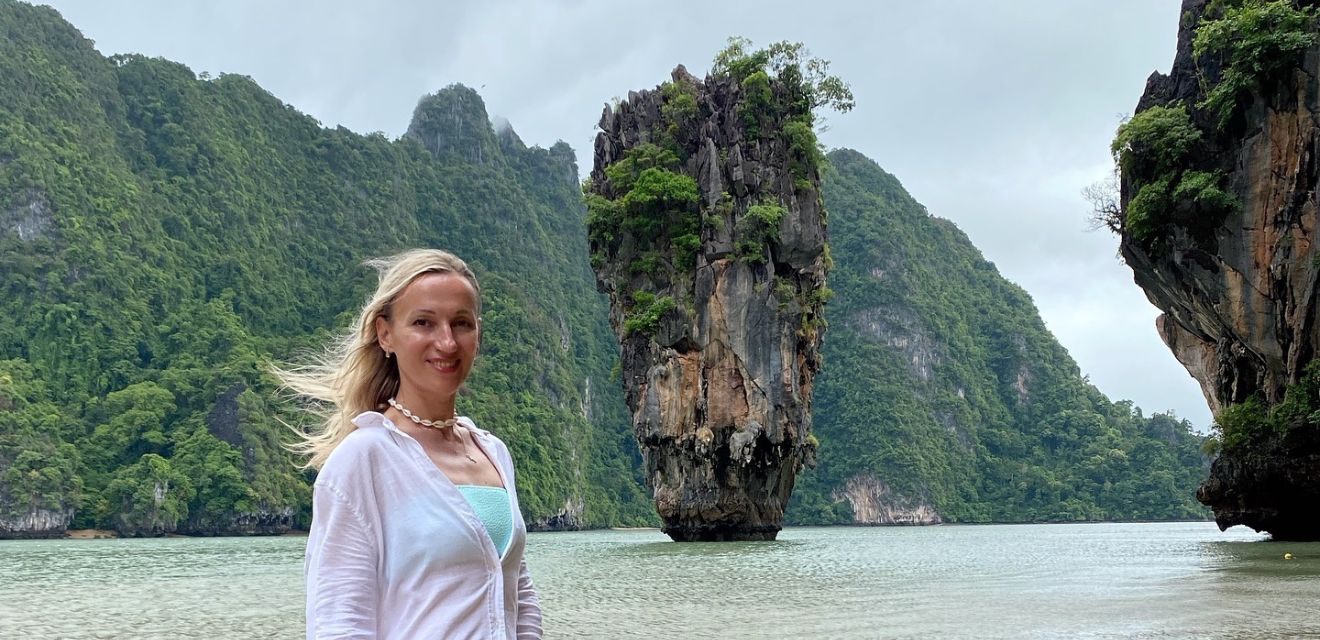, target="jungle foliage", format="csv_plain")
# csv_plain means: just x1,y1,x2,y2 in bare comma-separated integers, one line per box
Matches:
0,1,653,535
787,150,1210,524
